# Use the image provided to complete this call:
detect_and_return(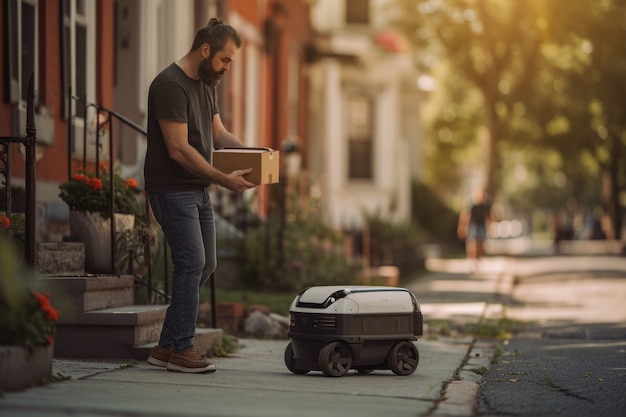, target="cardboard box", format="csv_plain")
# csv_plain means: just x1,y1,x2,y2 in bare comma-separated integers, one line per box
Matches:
212,147,280,185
